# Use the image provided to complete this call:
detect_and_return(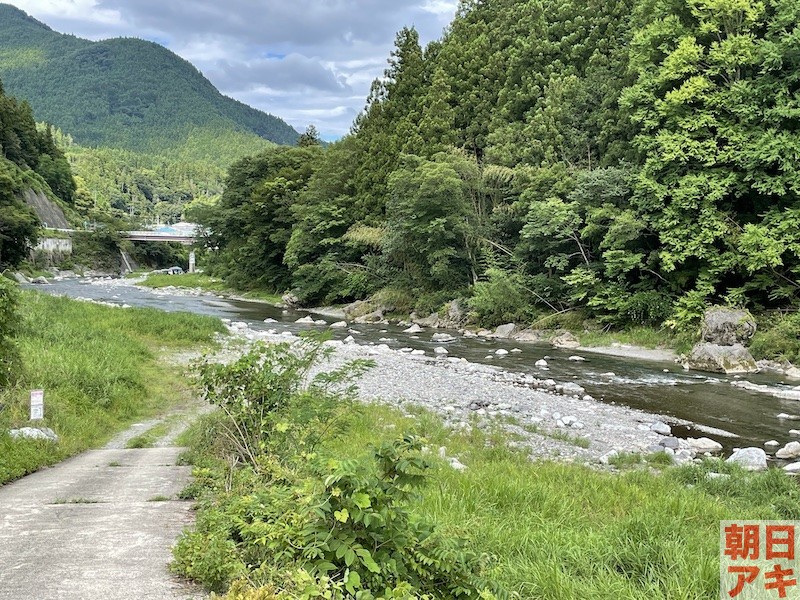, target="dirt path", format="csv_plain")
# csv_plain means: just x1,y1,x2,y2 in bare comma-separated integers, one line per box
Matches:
0,418,207,599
